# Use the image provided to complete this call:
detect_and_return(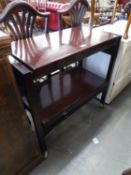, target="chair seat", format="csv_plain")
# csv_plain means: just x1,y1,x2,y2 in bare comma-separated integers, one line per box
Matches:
28,1,69,30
